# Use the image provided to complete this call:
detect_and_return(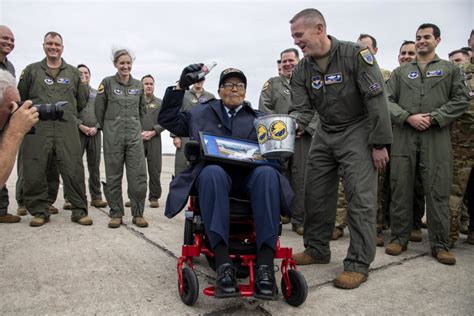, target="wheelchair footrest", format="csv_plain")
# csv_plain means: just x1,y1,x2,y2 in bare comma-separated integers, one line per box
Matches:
203,285,254,297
